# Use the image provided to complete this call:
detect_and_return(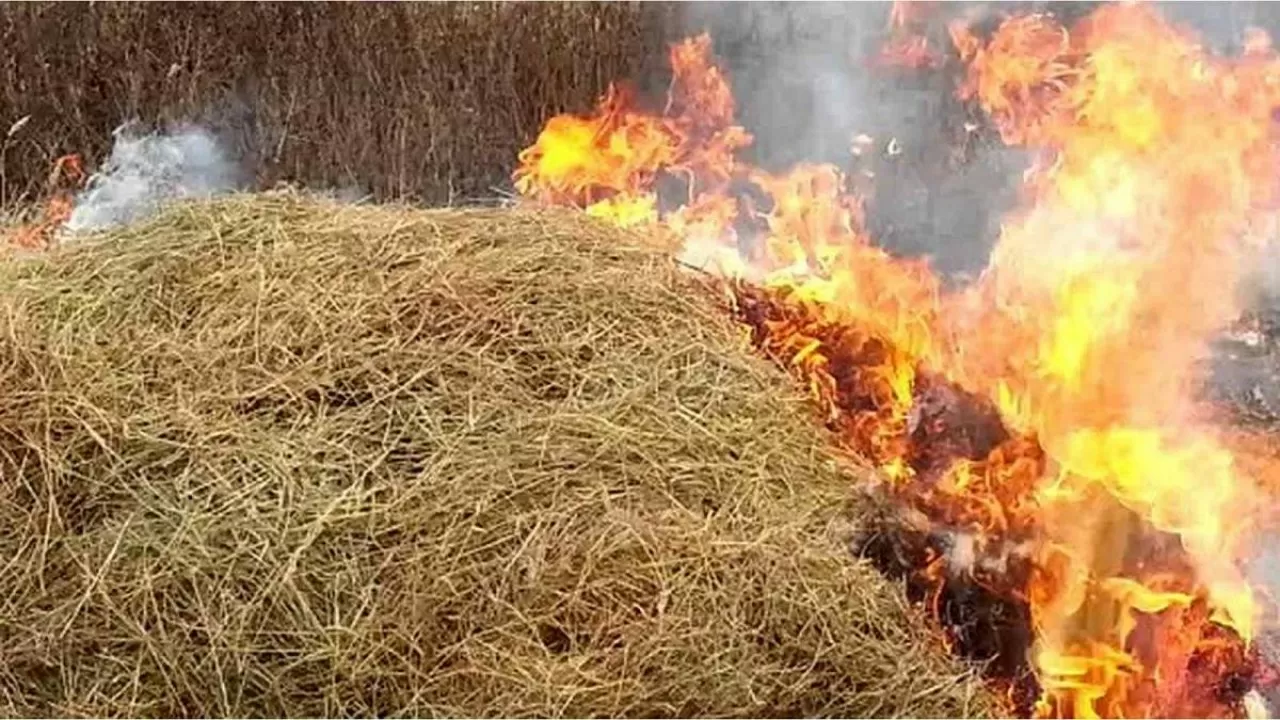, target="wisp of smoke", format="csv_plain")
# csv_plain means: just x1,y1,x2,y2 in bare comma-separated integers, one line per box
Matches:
65,123,240,233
